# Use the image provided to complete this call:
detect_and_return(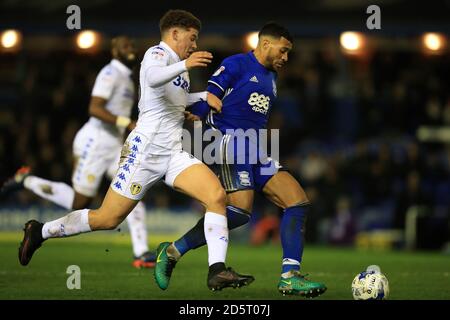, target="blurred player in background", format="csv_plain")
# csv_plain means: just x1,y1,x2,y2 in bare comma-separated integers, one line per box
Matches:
17,10,254,292
2,36,155,268
155,22,327,297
